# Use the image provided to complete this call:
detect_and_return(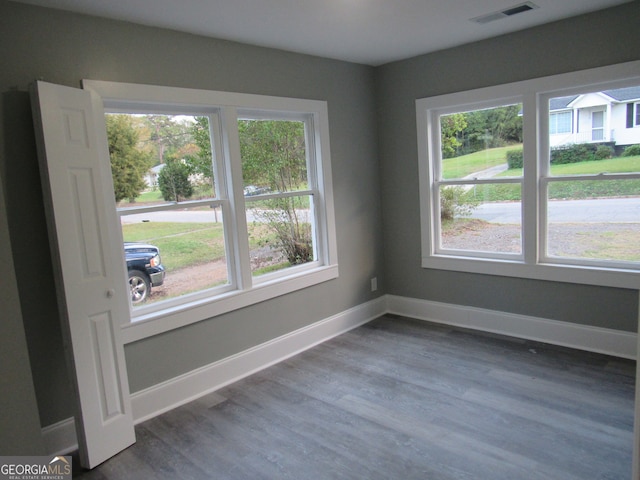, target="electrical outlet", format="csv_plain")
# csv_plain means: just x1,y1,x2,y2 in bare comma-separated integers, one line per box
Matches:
371,277,378,292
